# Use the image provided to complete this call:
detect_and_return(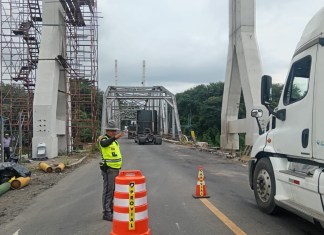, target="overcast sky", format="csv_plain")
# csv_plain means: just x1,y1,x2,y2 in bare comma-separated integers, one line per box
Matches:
97,1,324,94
